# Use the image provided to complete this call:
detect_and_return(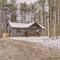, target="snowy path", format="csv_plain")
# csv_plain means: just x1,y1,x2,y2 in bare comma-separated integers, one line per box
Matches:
10,37,60,49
